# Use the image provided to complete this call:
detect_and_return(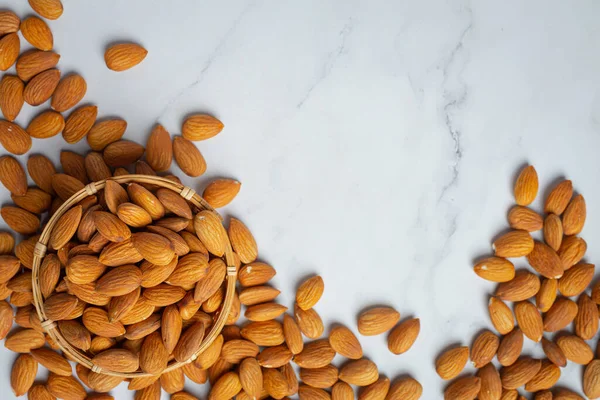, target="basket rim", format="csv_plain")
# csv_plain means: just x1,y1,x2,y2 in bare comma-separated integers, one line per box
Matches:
30,174,238,378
